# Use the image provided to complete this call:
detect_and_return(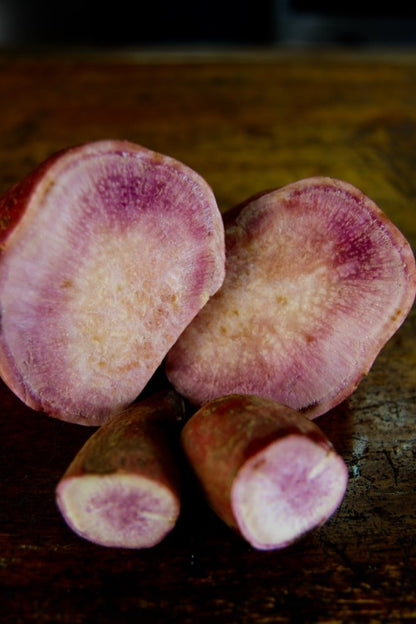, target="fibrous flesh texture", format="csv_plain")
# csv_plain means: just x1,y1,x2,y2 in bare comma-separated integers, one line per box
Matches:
166,177,416,418
0,140,225,425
